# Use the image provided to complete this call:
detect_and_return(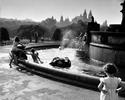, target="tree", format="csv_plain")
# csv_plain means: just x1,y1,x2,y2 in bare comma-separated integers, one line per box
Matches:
77,20,87,36
17,25,45,42
17,25,33,42
40,17,57,39
88,10,93,22
52,28,62,41
100,20,108,31
0,27,10,41
83,9,87,22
